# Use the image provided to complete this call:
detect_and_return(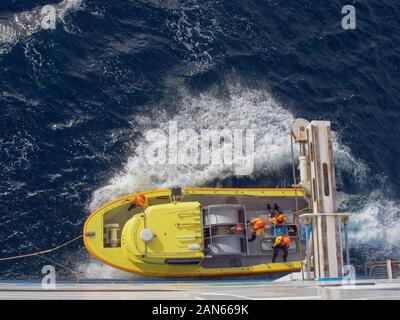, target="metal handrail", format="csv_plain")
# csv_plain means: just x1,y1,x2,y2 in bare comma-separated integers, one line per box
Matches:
365,260,400,267
299,212,350,219
299,212,351,280
365,260,400,278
